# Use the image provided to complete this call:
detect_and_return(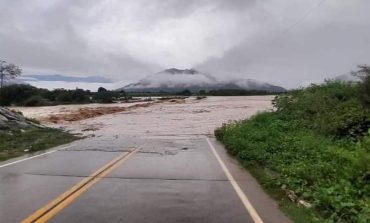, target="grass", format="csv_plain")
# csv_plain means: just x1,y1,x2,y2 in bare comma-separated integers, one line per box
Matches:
248,165,327,223
0,127,79,161
215,81,370,223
